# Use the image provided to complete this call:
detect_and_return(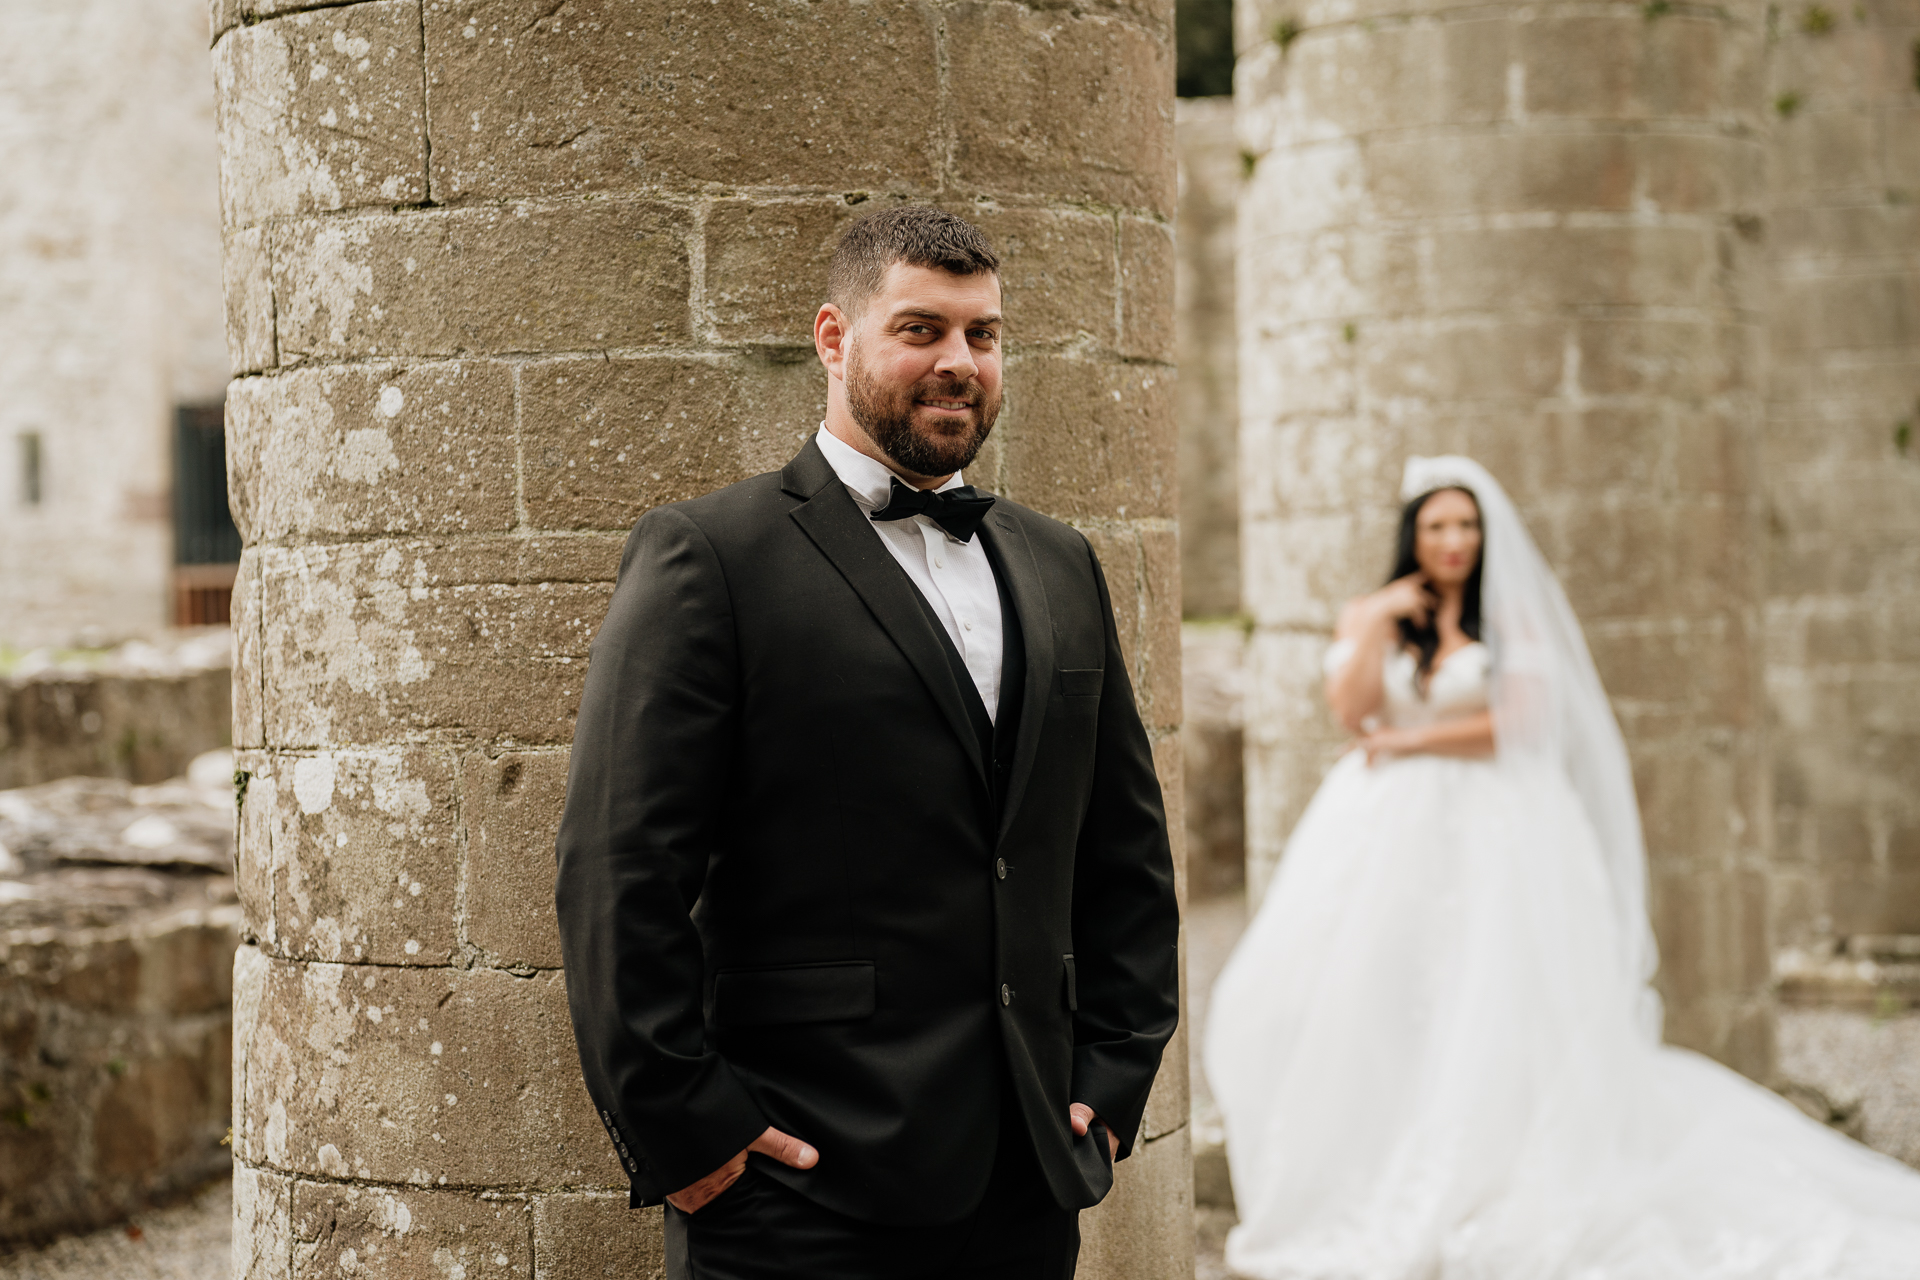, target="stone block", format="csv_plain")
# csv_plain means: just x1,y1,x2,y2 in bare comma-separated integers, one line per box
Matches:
947,3,1175,217
461,750,569,970
227,362,517,541
213,2,427,225
1367,129,1759,219
272,202,691,361
703,199,862,346
225,227,277,374
1771,270,1920,354
233,1164,293,1280
250,747,462,965
1532,491,1759,624
1151,731,1188,907
998,356,1176,521
1077,1125,1193,1280
1138,1013,1189,1145
290,1181,531,1279
532,1193,667,1280
237,749,275,945
257,538,624,748
422,0,940,201
1771,110,1885,198
971,208,1122,350
1118,217,1176,363
1887,106,1920,188
234,551,267,749
1138,526,1184,731
518,355,822,531
233,951,621,1187
1414,223,1725,314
